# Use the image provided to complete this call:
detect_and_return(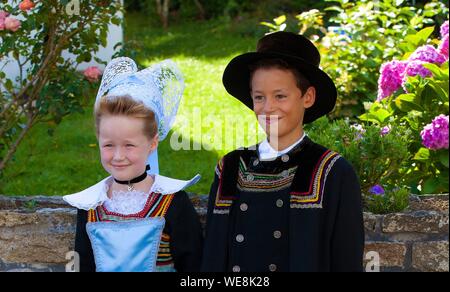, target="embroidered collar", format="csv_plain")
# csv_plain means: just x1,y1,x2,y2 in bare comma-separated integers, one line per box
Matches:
63,173,201,210
258,133,306,160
